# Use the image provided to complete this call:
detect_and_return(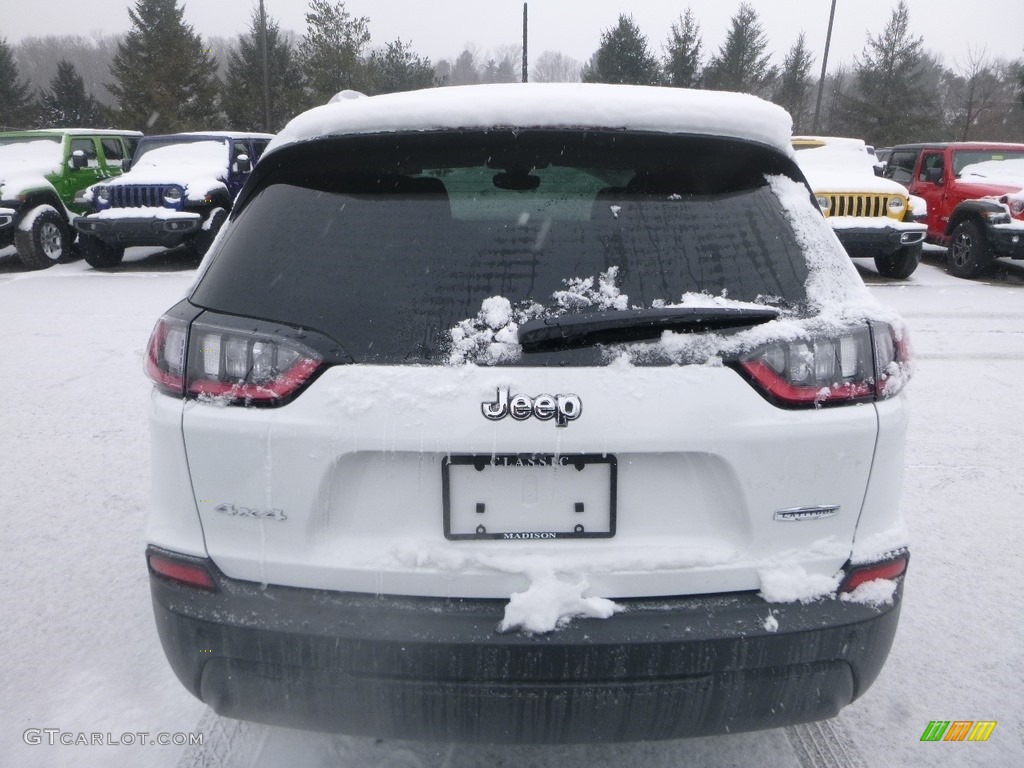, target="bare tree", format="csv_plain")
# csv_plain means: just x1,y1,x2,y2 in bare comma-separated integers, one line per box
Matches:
945,49,1004,140
531,50,582,83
